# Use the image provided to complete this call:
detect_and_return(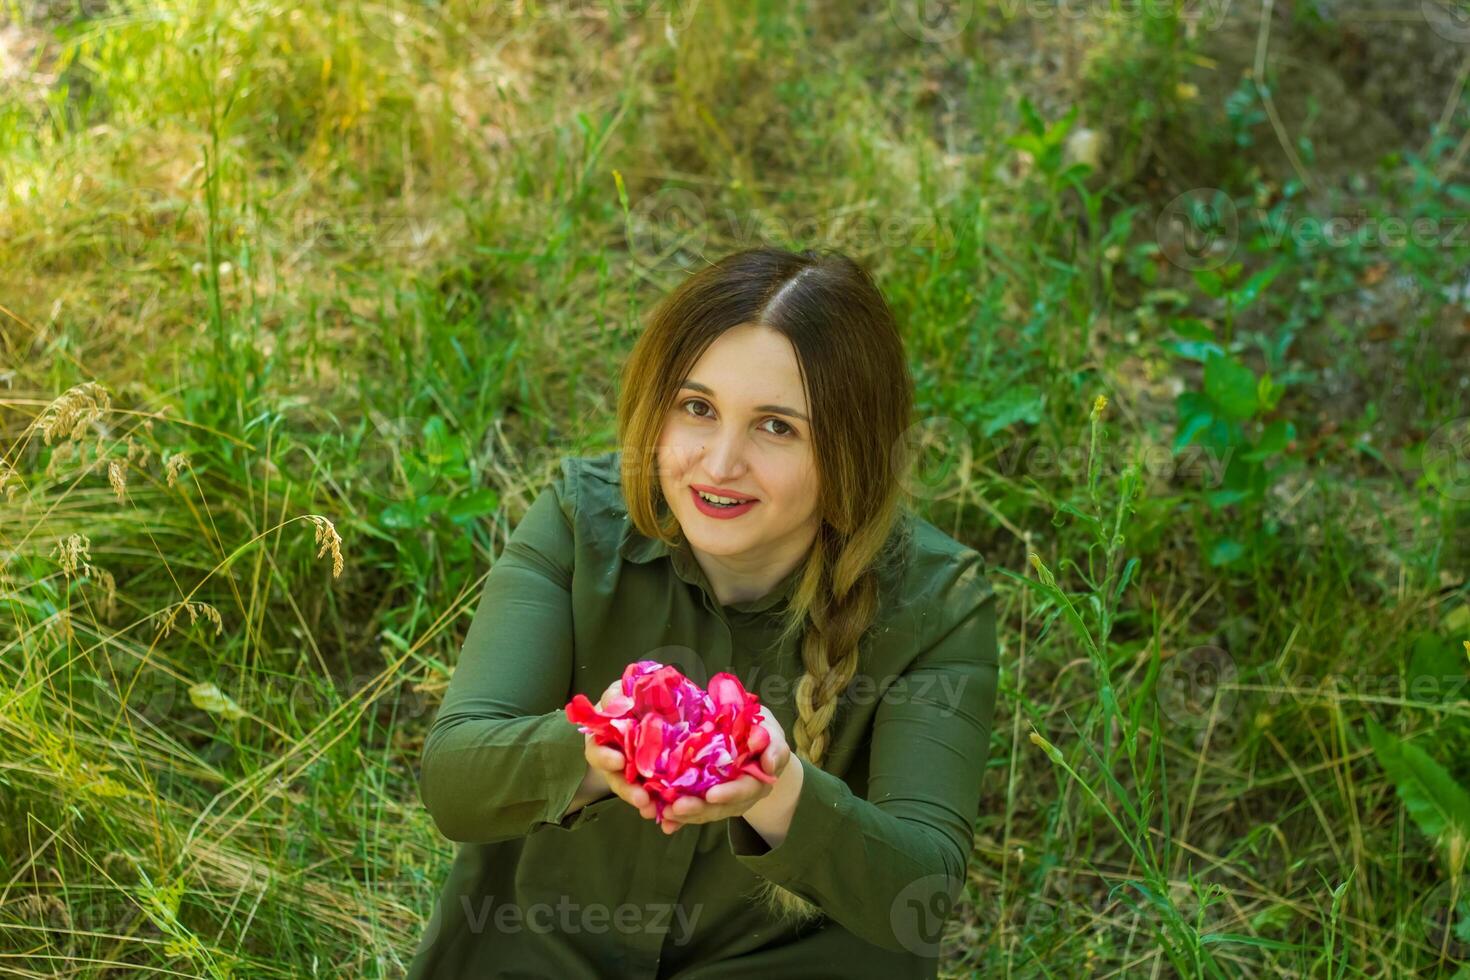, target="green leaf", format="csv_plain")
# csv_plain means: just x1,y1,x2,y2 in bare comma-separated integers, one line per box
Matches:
1365,717,1470,863
1113,556,1139,606
446,488,500,524
380,500,427,529
1053,500,1102,531
1242,420,1295,462
1018,96,1044,137
1204,487,1251,509
1207,537,1245,566
1255,373,1282,413
188,682,245,721
1204,354,1259,421
1407,632,1468,705
1174,392,1216,452
1194,268,1226,298
977,385,1045,436
1231,259,1286,310
1166,316,1219,348
1163,338,1225,362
